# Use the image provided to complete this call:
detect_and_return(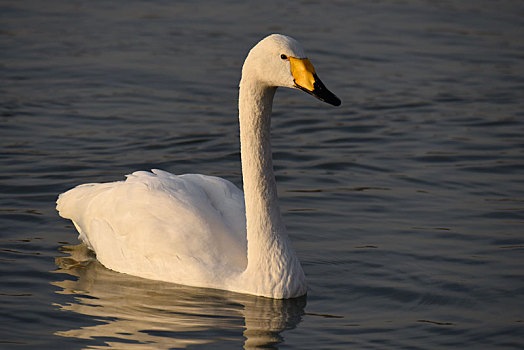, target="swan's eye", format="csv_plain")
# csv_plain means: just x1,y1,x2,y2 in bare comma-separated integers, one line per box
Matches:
280,54,288,60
